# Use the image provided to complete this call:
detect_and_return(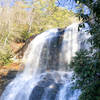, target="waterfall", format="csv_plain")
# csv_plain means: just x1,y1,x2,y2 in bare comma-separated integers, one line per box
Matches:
0,23,90,100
